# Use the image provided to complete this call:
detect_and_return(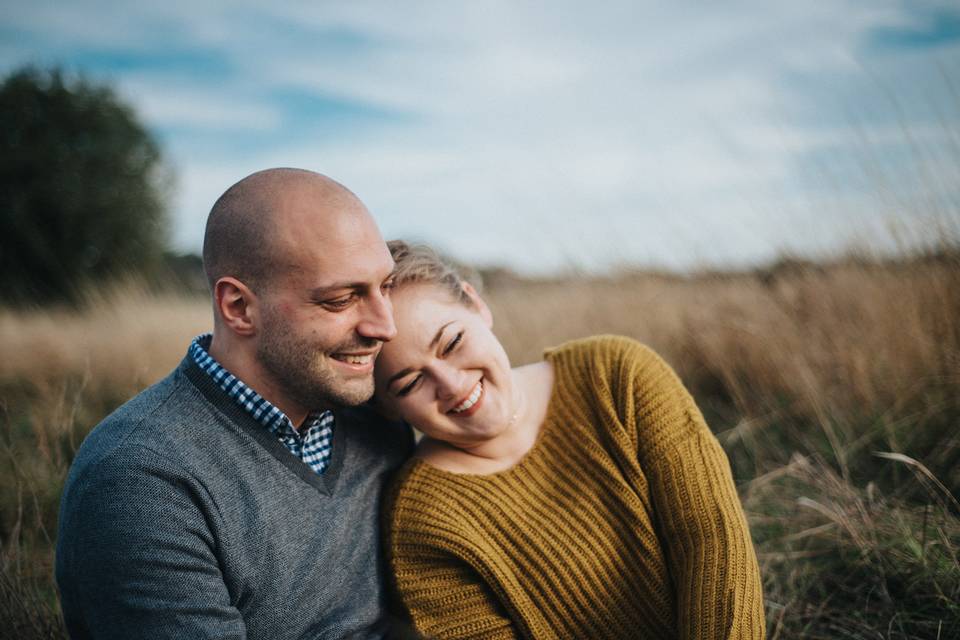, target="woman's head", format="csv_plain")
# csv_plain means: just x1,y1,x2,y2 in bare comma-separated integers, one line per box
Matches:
375,241,518,446
385,240,476,306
